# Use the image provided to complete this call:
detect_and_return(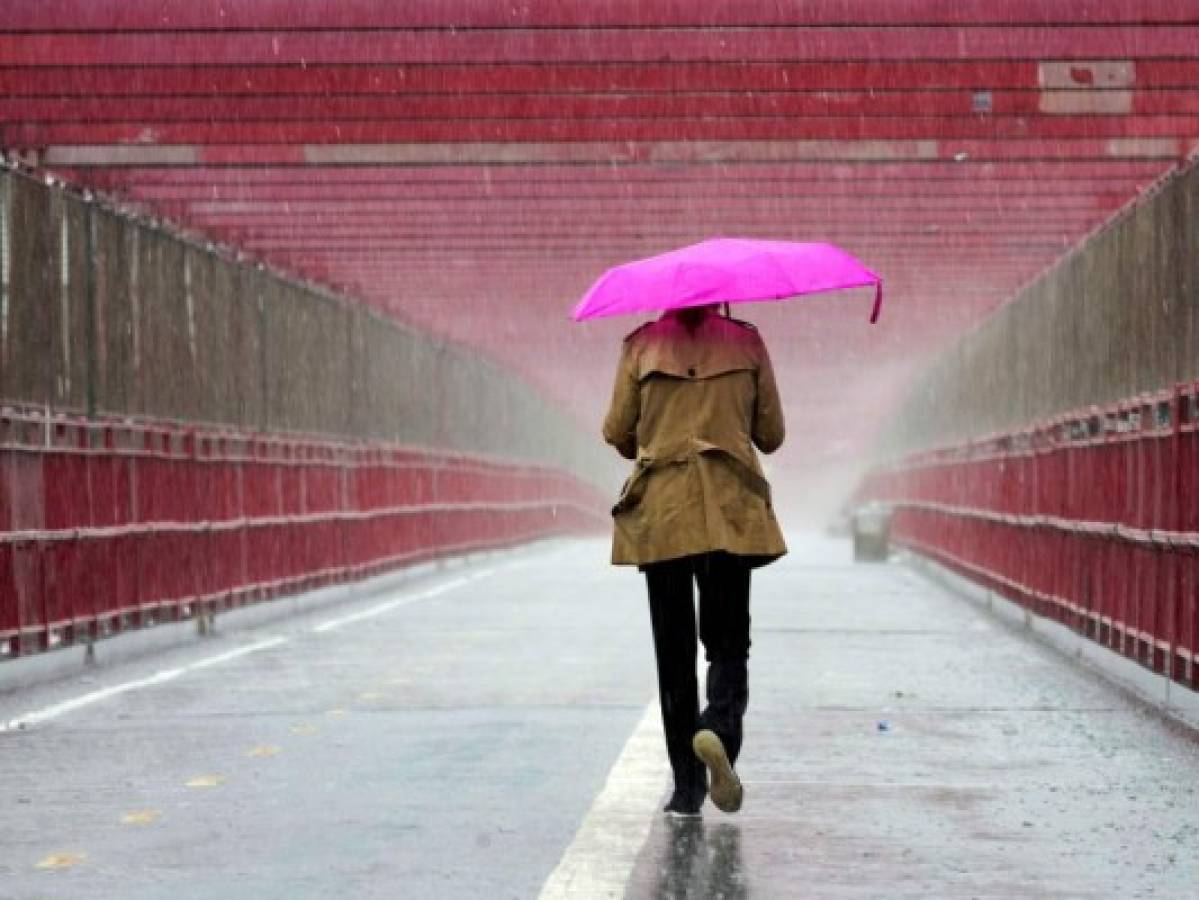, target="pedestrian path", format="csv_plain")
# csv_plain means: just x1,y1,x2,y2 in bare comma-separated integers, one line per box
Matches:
1,536,1198,898
622,538,1199,898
